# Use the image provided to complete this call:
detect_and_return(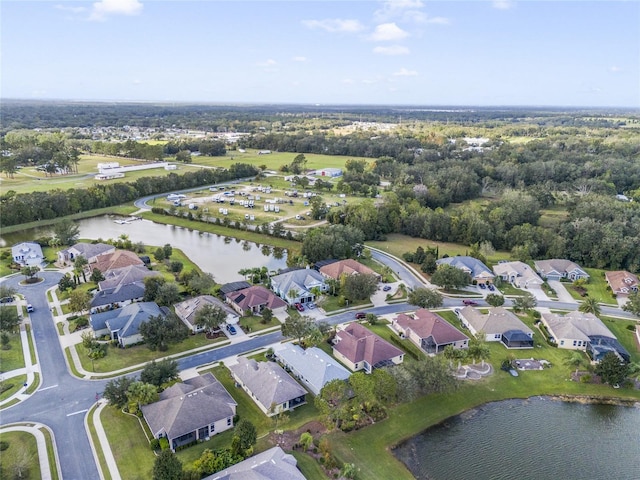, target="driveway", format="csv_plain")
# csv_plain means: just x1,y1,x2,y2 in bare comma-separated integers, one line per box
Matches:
546,280,577,303
527,286,550,302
